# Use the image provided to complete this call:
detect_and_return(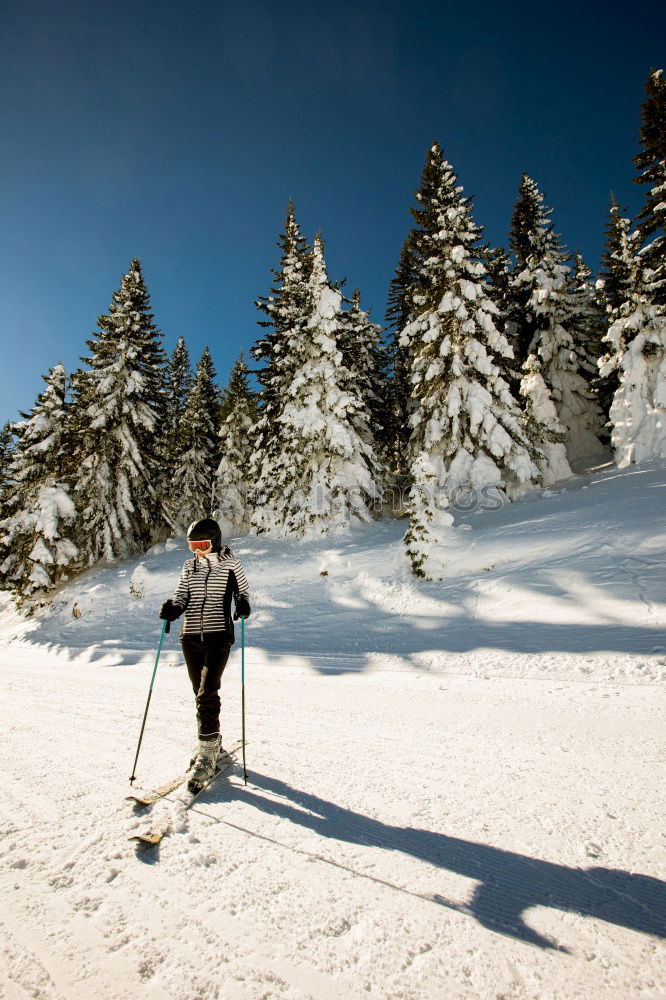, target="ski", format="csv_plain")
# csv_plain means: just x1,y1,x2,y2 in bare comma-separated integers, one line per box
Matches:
126,739,243,806
129,743,244,848
126,774,186,806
